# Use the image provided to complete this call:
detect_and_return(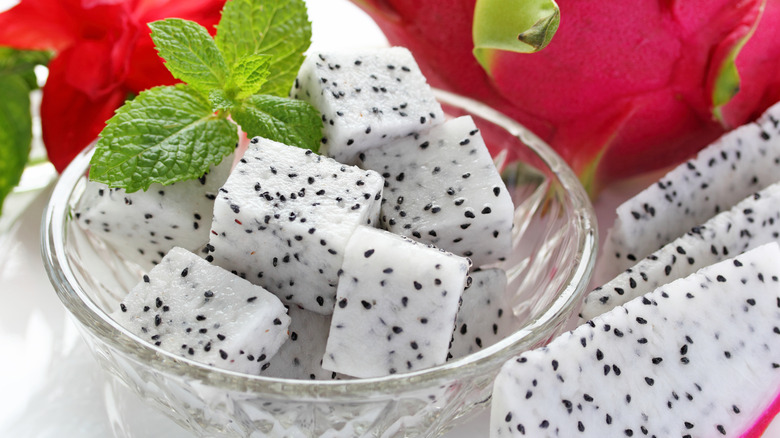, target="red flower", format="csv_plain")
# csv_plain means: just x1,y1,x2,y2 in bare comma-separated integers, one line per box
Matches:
0,0,226,172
